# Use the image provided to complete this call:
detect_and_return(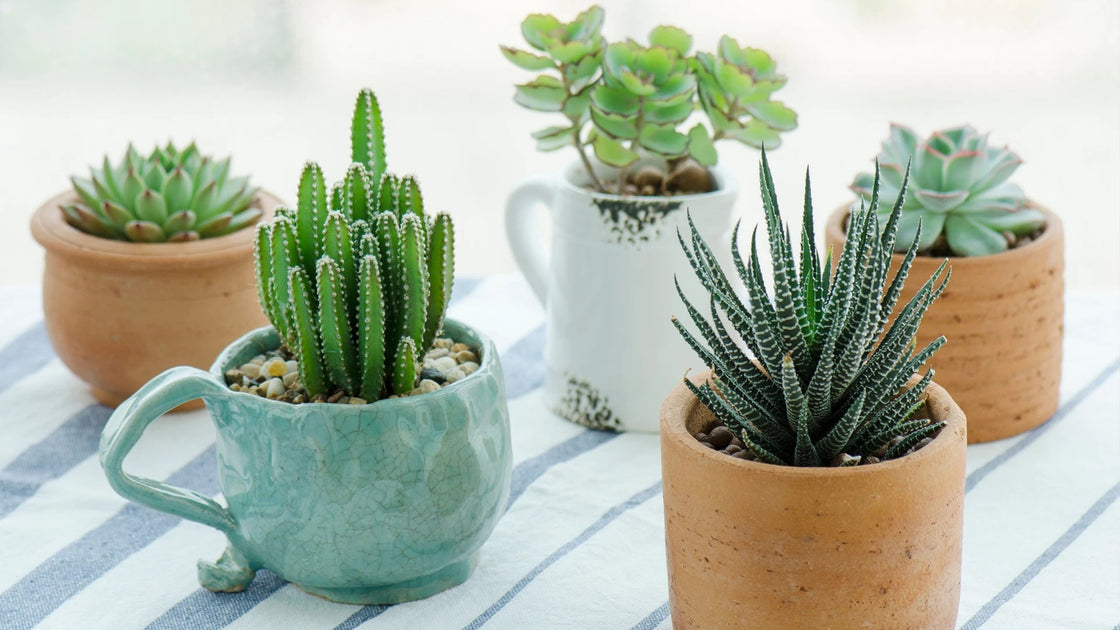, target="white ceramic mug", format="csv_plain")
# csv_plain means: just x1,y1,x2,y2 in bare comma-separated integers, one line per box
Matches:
505,161,738,433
